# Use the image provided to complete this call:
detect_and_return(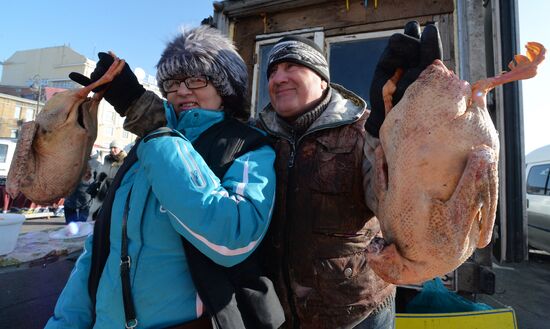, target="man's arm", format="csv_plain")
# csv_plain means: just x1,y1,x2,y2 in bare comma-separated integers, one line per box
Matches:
363,132,380,215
